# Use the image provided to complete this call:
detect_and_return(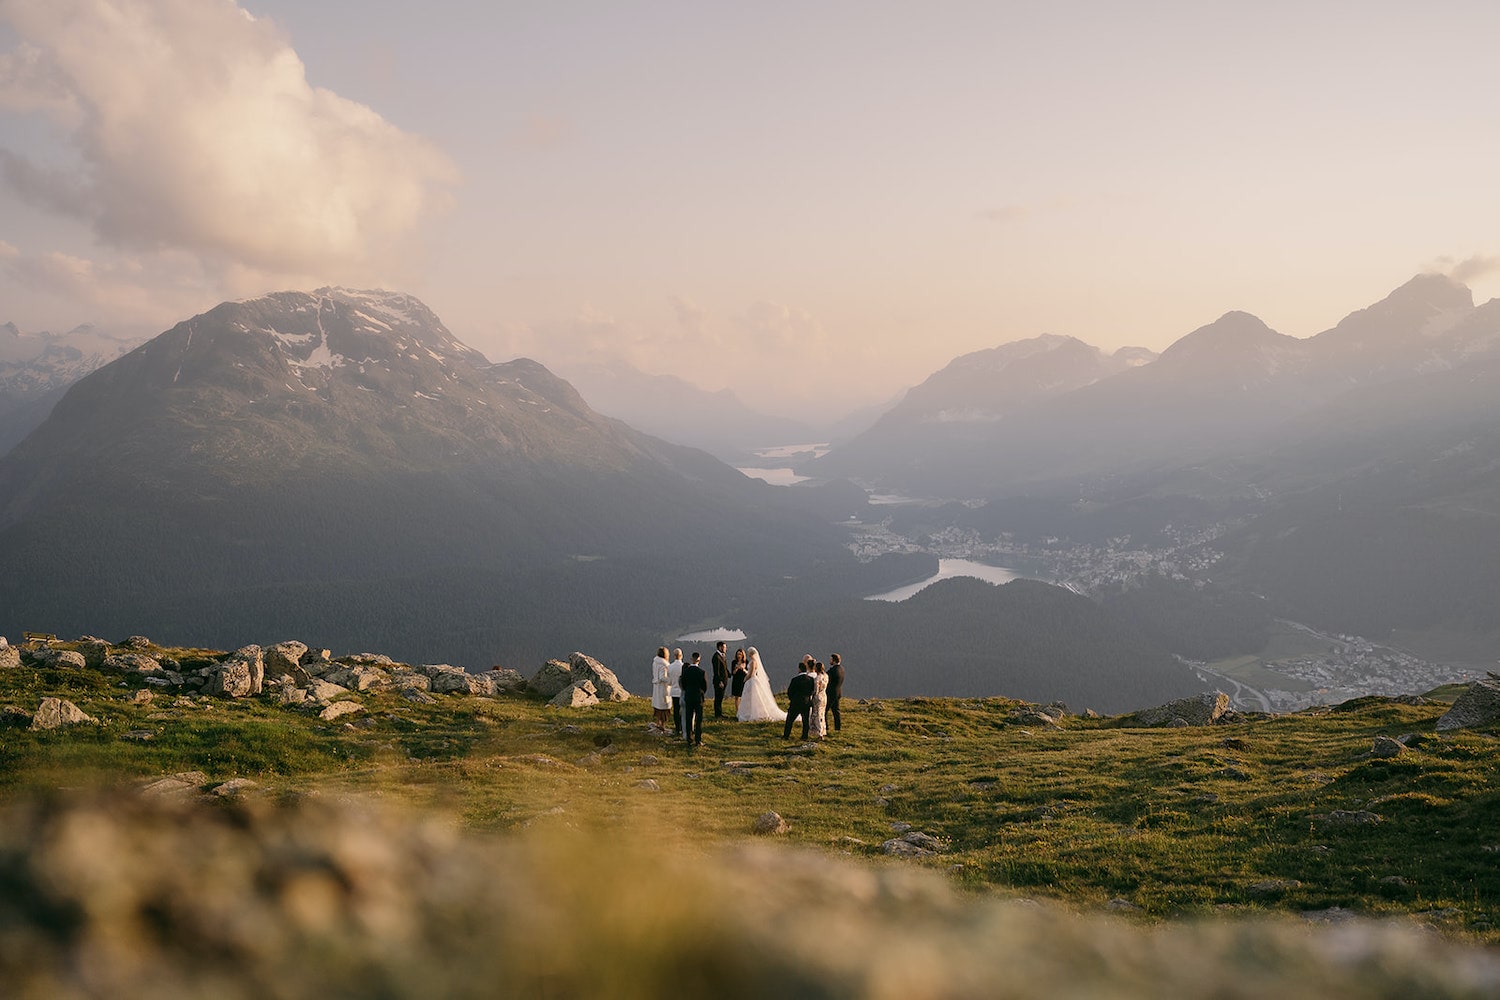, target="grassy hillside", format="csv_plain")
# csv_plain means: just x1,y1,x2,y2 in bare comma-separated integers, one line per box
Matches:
2,639,1496,941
